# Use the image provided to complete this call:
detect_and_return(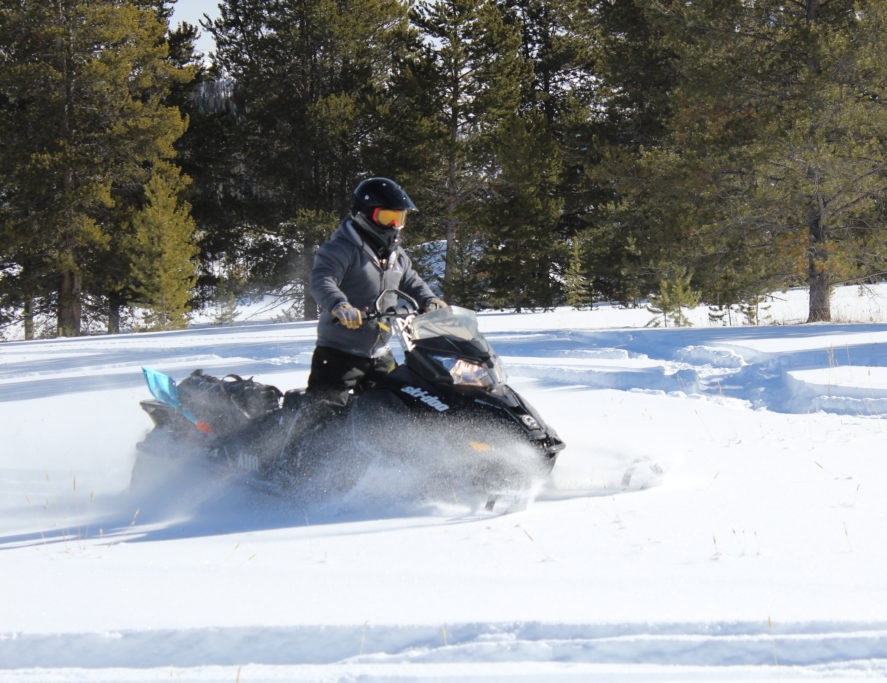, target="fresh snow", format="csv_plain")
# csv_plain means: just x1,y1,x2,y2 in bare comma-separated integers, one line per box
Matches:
3,285,887,681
